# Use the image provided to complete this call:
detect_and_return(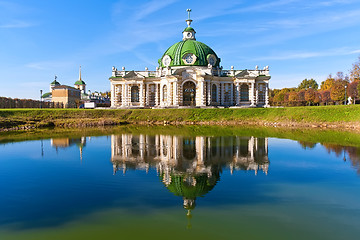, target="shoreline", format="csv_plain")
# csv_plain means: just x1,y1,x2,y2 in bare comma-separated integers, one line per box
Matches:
1,106,359,133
